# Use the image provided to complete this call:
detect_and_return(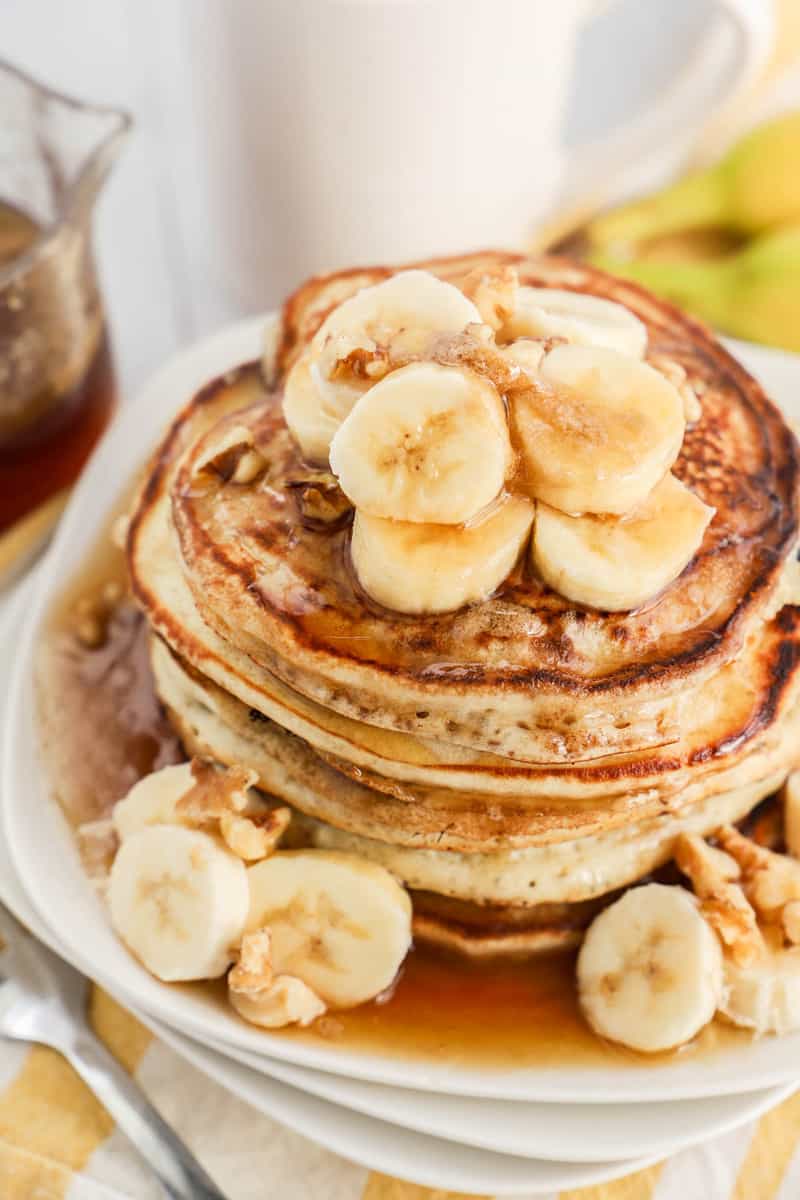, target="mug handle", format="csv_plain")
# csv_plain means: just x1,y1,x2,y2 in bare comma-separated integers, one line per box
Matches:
561,0,774,206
